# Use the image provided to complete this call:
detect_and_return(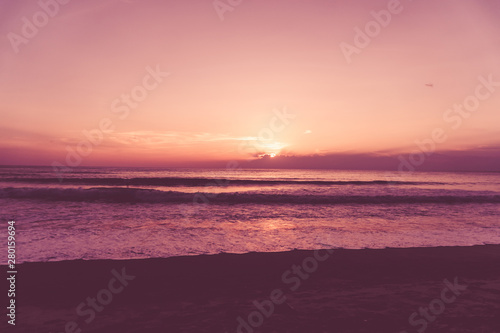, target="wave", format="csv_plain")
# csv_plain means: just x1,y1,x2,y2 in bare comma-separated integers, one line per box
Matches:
0,177,444,187
1,187,498,204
